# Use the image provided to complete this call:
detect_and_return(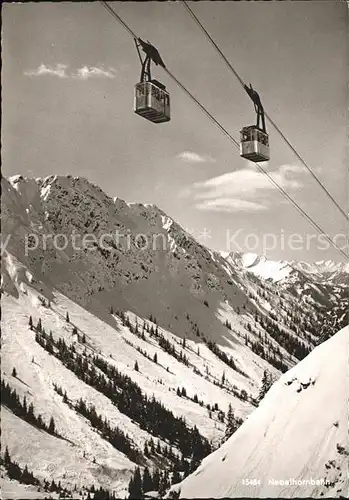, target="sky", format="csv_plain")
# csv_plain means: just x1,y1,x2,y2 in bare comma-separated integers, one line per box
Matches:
2,1,348,262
